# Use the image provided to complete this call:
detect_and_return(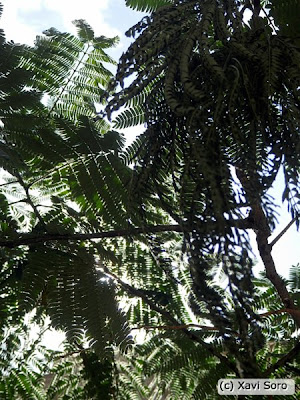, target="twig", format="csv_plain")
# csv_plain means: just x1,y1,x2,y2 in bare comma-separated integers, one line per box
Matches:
0,179,20,187
15,172,46,228
54,348,87,360
131,323,218,331
263,341,300,377
27,160,74,189
47,44,91,117
259,308,300,318
8,199,27,206
269,217,297,248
